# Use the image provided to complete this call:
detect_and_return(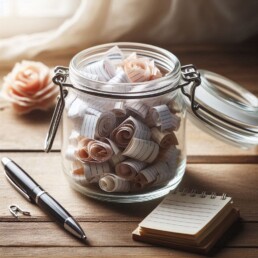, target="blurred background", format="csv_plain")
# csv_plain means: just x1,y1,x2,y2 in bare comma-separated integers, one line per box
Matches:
0,0,258,67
